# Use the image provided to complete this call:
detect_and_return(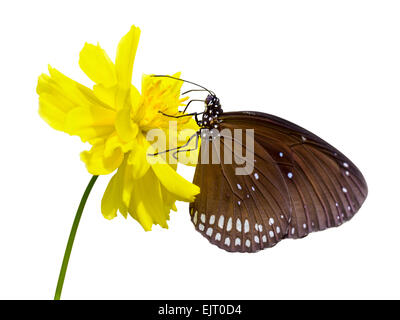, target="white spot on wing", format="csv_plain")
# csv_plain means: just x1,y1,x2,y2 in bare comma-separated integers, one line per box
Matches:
237,184,242,190
245,239,251,248
199,224,205,231
201,214,206,223
269,231,274,237
342,187,348,193
193,211,198,224
269,218,274,225
218,215,224,228
235,238,241,246
209,215,215,225
206,227,213,237
254,173,259,180
224,237,231,246
262,235,267,243
227,217,232,231
244,219,250,233
215,233,221,241
254,235,259,243
236,218,242,232
288,172,293,179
